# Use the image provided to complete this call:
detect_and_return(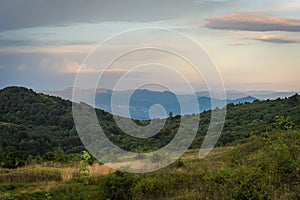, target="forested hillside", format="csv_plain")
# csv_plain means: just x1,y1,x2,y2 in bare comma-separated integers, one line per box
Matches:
0,86,299,199
0,86,299,168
